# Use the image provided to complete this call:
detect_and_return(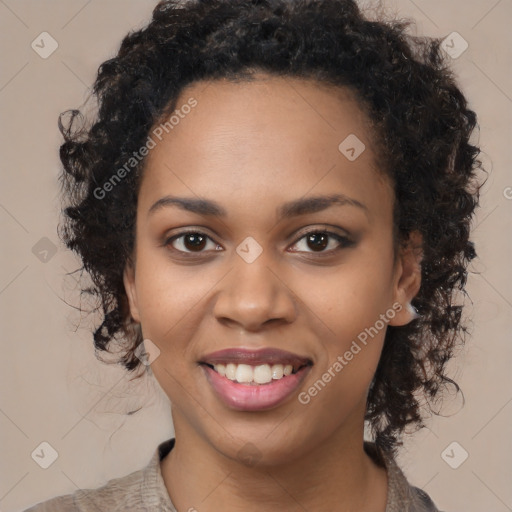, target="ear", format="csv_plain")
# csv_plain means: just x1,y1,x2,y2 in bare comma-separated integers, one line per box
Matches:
123,259,141,323
388,230,423,327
